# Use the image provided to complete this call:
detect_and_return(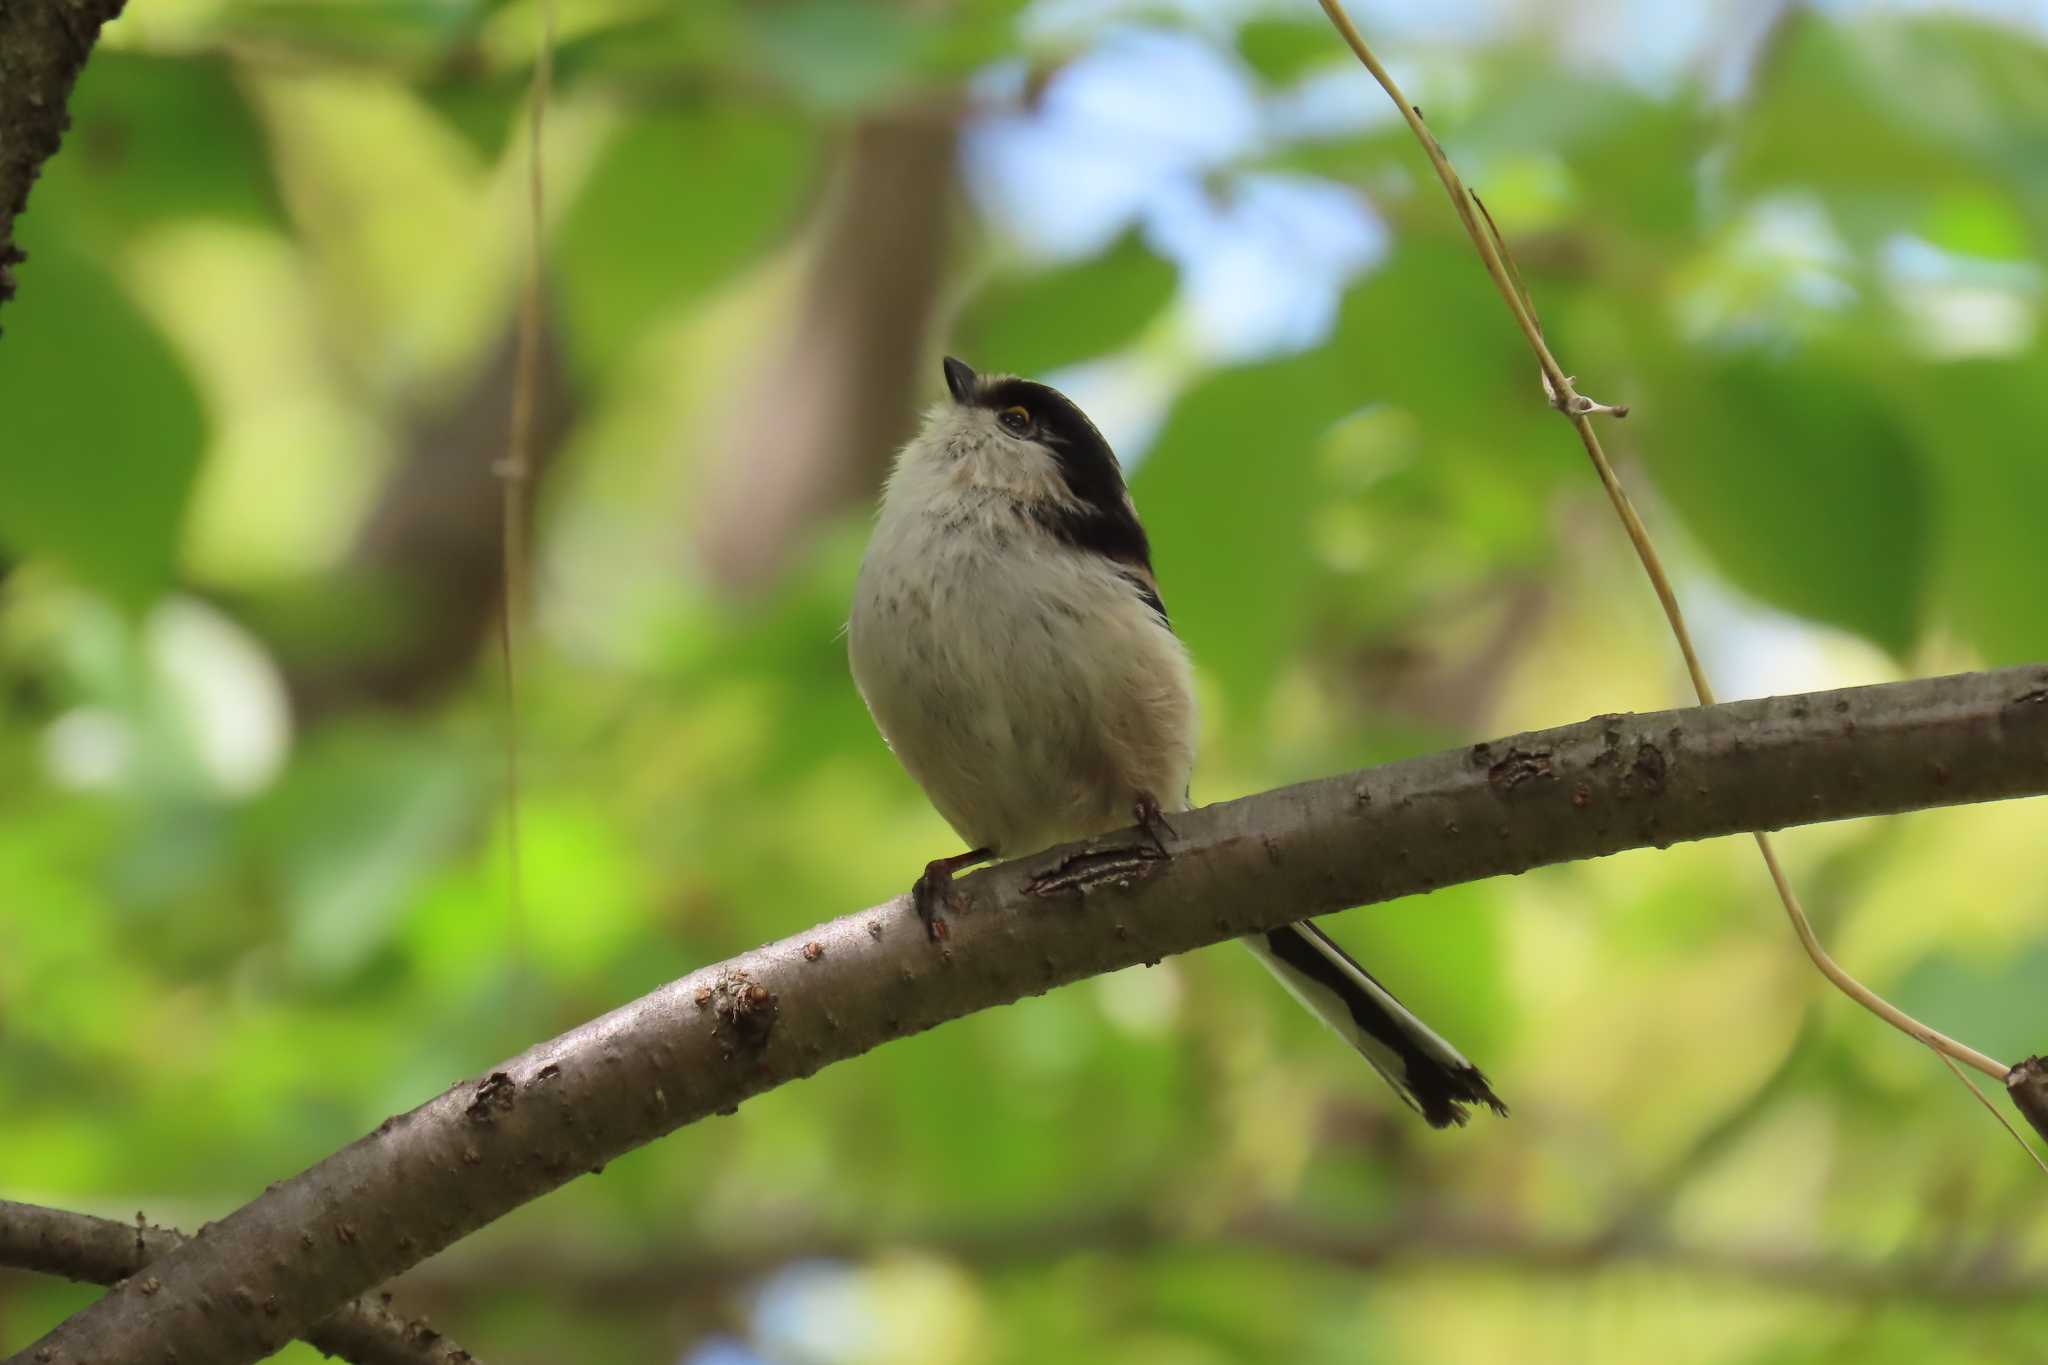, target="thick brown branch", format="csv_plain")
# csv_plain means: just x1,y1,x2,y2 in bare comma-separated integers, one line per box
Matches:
0,1202,476,1364
18,665,2048,1365
0,0,127,327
